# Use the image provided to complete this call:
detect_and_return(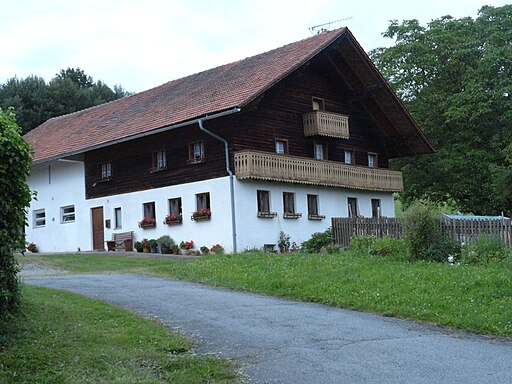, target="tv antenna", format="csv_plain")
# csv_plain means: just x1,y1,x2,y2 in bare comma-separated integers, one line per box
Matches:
309,17,353,34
